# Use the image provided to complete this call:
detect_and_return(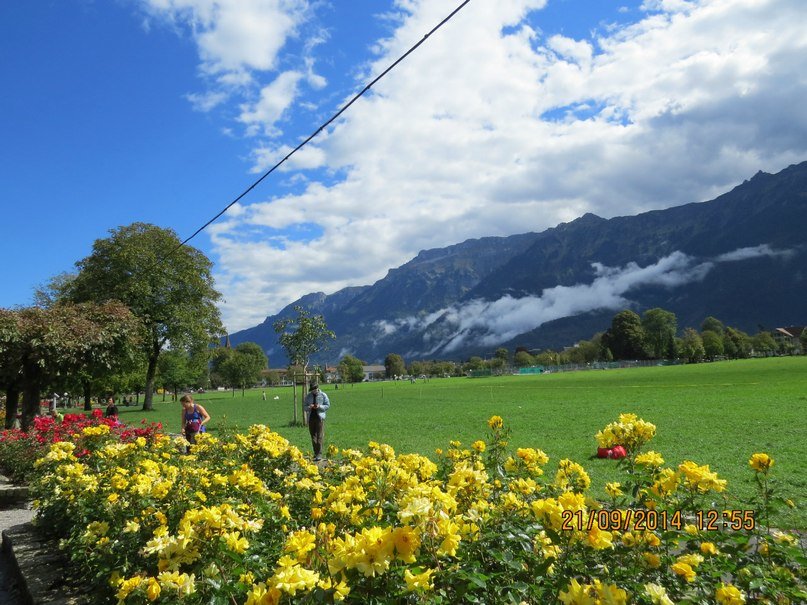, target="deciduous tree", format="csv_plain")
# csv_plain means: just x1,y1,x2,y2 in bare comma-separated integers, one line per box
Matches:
701,330,724,360
602,310,647,360
338,355,365,383
221,342,268,396
680,328,705,363
642,308,677,359
64,223,223,411
513,350,535,367
0,302,140,430
384,353,406,378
